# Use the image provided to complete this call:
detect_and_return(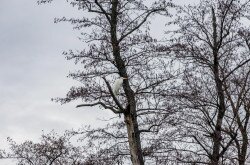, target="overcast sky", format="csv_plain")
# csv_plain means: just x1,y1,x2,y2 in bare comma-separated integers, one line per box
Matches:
0,0,196,164
0,0,116,157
